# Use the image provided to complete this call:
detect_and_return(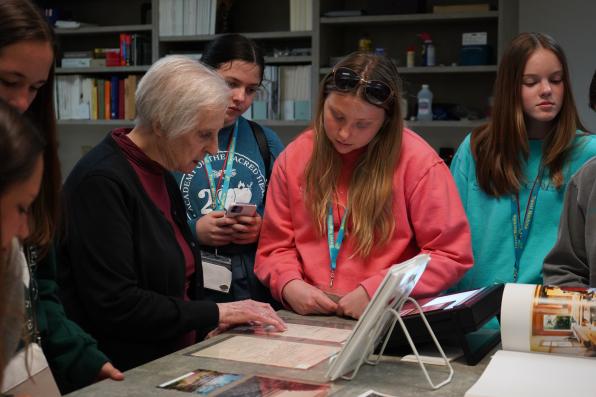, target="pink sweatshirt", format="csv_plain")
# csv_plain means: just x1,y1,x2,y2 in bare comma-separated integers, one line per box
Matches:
255,129,473,303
